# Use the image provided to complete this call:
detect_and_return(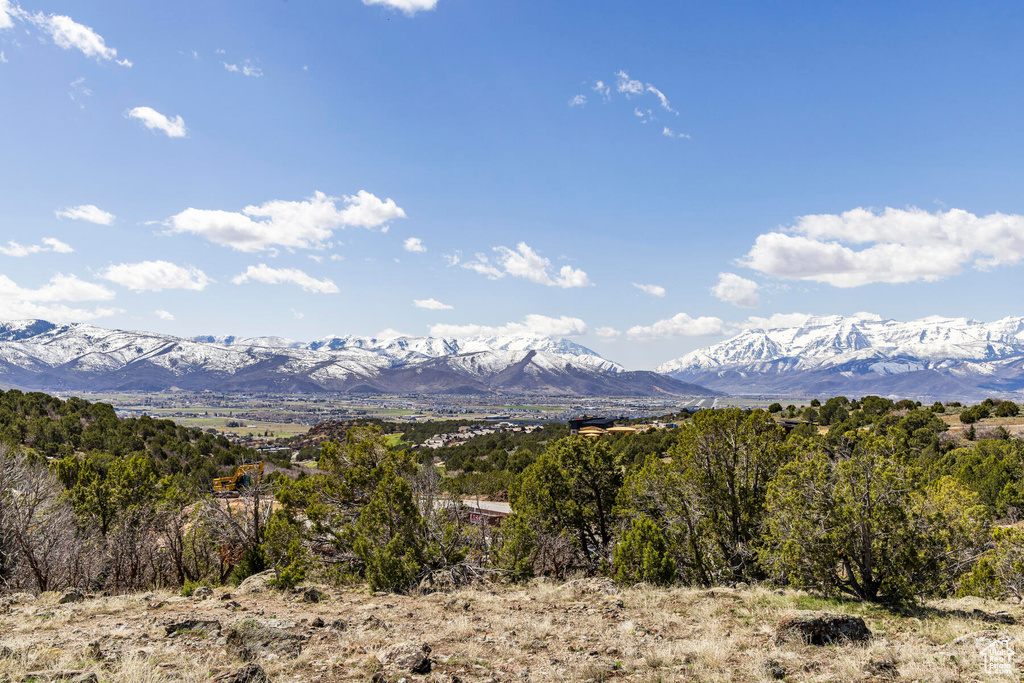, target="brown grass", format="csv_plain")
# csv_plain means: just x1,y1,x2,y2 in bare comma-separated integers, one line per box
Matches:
0,581,1021,681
